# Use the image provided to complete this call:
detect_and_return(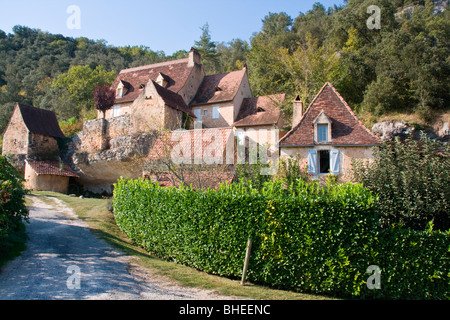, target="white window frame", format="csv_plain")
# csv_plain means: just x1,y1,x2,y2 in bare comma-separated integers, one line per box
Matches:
308,148,340,175
317,124,328,142
113,105,120,117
